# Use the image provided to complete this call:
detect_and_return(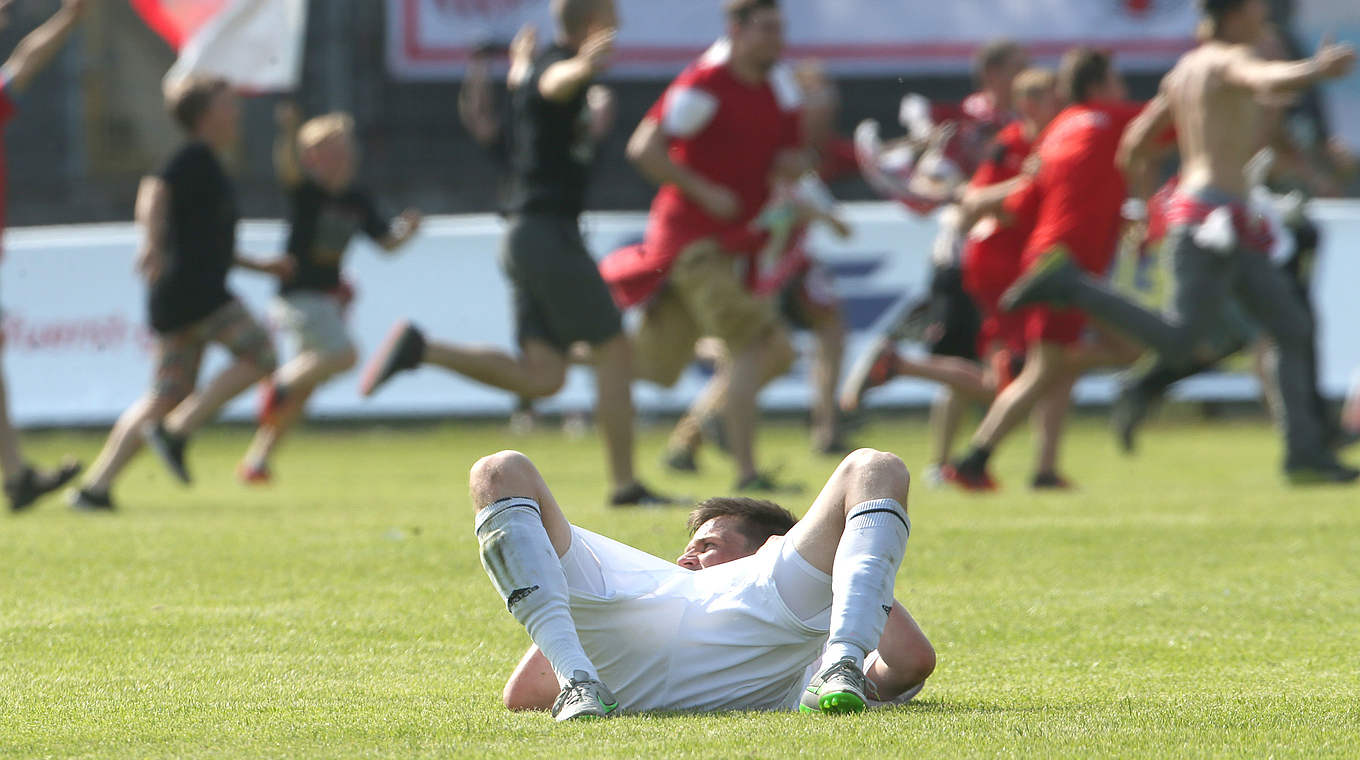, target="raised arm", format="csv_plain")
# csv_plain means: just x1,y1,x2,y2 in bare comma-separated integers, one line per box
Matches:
627,116,739,220
539,27,614,103
134,176,169,283
272,102,303,188
0,0,88,95
1222,42,1356,97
